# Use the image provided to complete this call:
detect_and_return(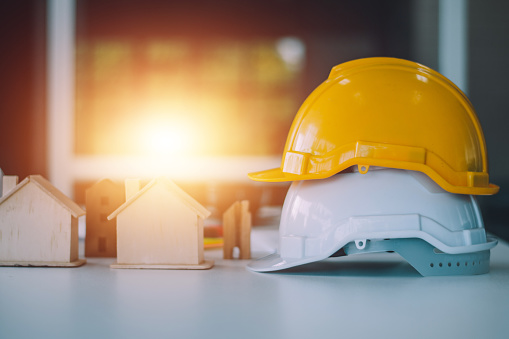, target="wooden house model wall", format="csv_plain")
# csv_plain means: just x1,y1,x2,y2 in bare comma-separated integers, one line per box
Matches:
85,179,124,257
0,175,86,267
108,177,214,269
223,200,251,259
